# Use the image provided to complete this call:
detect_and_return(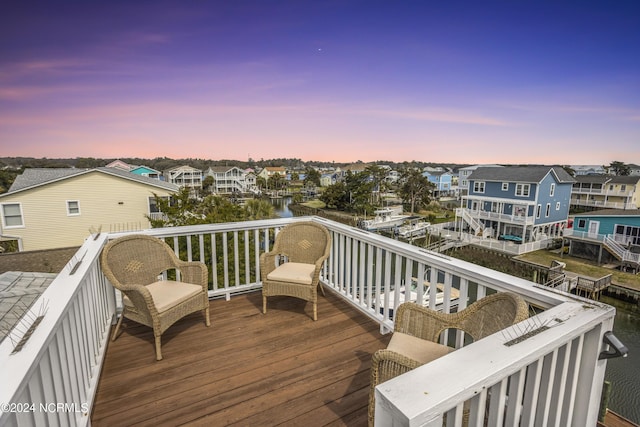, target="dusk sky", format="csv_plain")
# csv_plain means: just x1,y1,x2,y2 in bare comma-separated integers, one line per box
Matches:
1,1,639,164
